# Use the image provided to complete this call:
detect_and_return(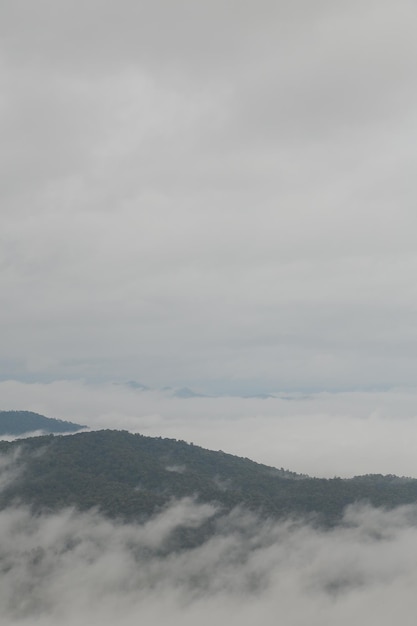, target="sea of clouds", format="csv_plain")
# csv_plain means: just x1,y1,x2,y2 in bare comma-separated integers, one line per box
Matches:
2,382,417,623
2,380,417,477
1,499,417,625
